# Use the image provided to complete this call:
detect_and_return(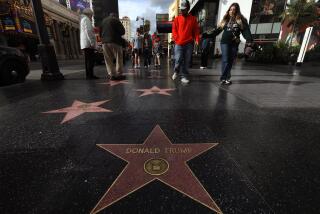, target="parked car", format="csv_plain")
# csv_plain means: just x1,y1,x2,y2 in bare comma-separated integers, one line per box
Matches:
0,45,29,86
